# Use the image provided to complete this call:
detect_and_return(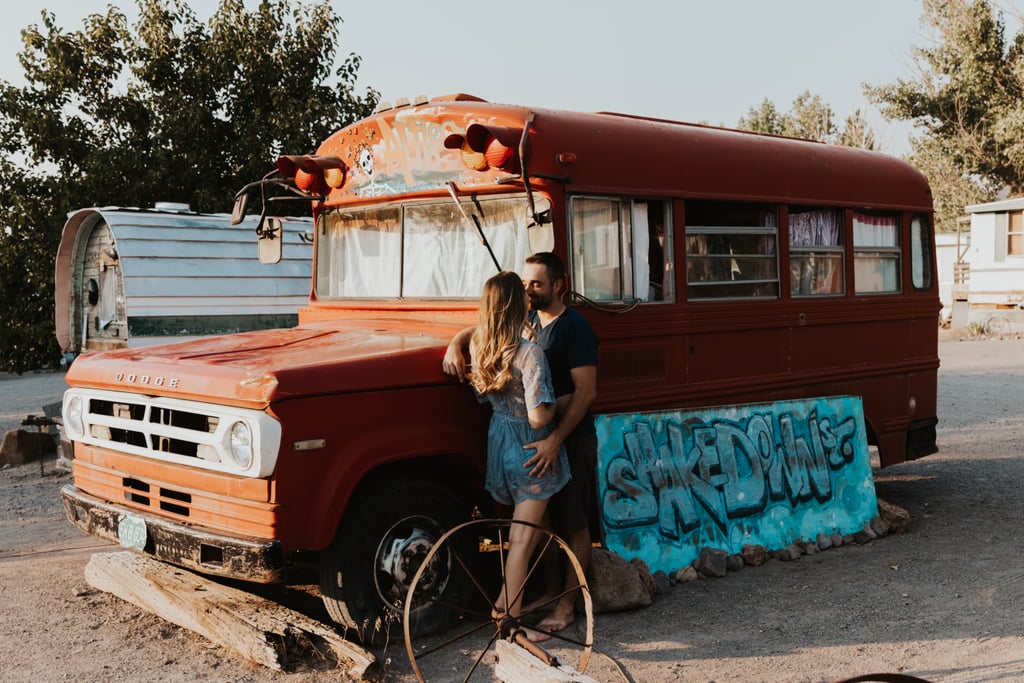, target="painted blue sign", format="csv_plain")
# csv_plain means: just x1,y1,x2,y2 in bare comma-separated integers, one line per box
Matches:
596,395,878,574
